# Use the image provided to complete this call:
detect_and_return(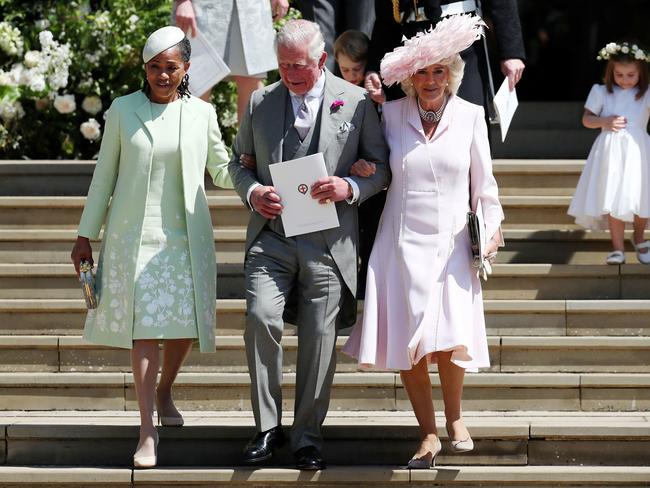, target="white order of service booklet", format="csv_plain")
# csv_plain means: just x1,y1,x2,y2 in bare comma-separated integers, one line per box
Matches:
269,153,340,237
493,78,519,142
186,29,231,97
